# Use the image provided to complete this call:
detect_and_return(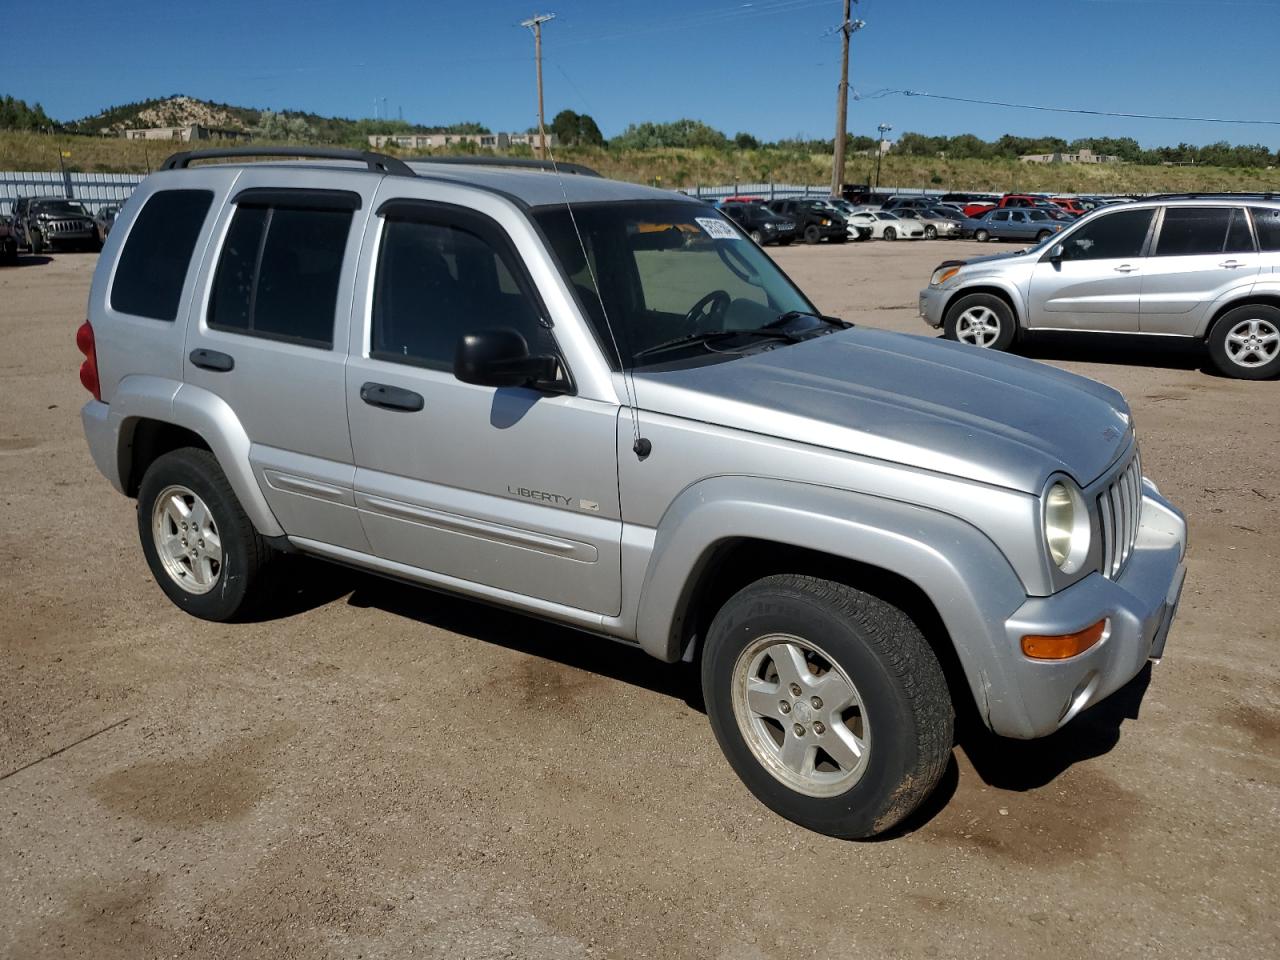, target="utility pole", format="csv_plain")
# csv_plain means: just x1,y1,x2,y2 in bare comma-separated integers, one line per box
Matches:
521,13,556,158
830,2,864,198
874,121,892,190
